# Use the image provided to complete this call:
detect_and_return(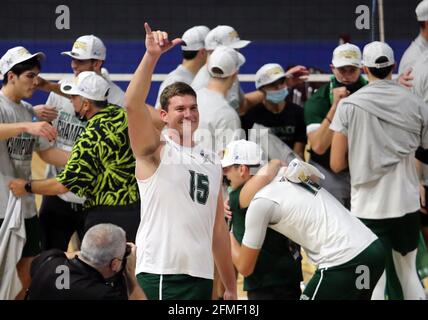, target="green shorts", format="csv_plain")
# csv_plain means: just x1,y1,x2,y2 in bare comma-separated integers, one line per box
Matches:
137,273,213,300
0,215,41,258
360,211,420,255
302,239,385,300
